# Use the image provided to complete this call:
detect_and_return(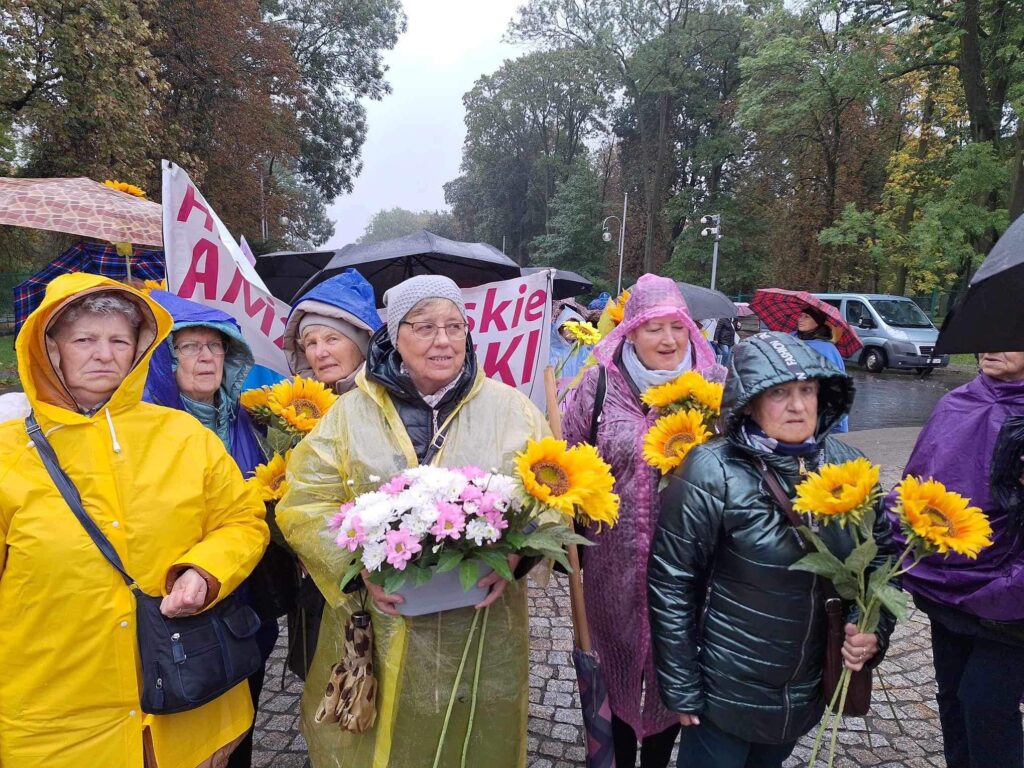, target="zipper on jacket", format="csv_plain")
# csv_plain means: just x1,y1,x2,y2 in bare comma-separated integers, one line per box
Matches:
785,572,817,737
